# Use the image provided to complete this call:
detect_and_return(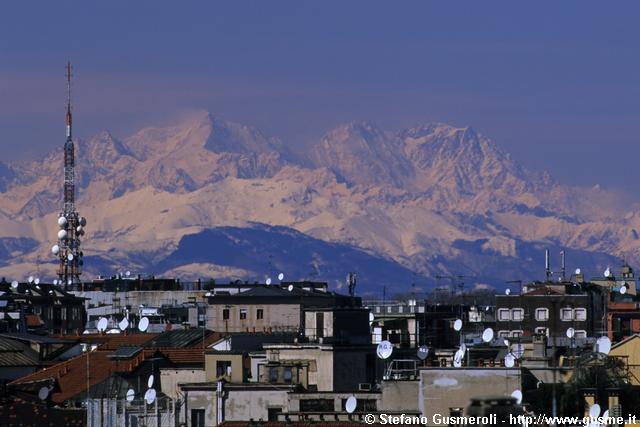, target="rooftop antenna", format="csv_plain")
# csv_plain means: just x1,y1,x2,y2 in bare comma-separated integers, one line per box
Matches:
54,62,86,290
545,249,551,281
560,250,566,281
347,272,356,297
